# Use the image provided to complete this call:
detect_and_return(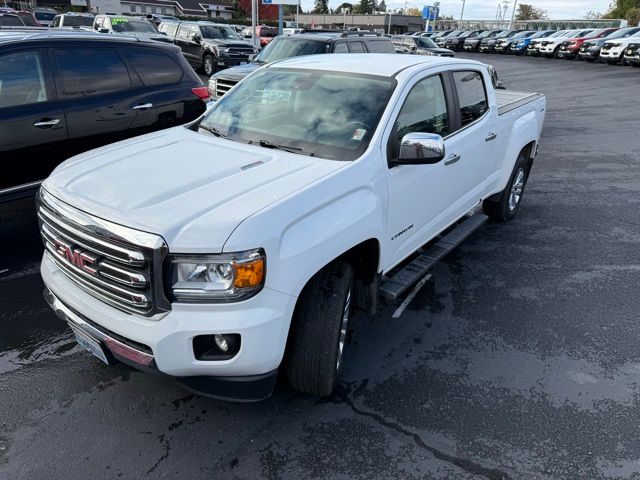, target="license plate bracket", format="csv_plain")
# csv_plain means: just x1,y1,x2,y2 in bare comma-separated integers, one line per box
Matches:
71,326,111,365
